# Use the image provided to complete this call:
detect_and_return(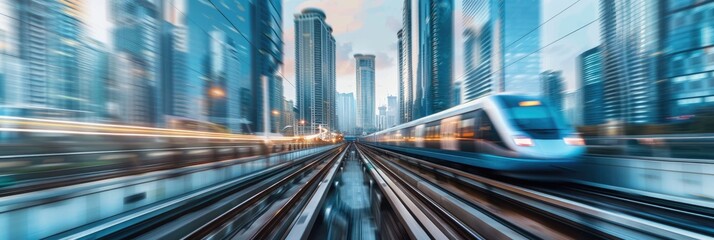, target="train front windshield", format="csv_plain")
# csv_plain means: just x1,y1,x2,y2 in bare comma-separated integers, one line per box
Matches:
499,96,563,138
